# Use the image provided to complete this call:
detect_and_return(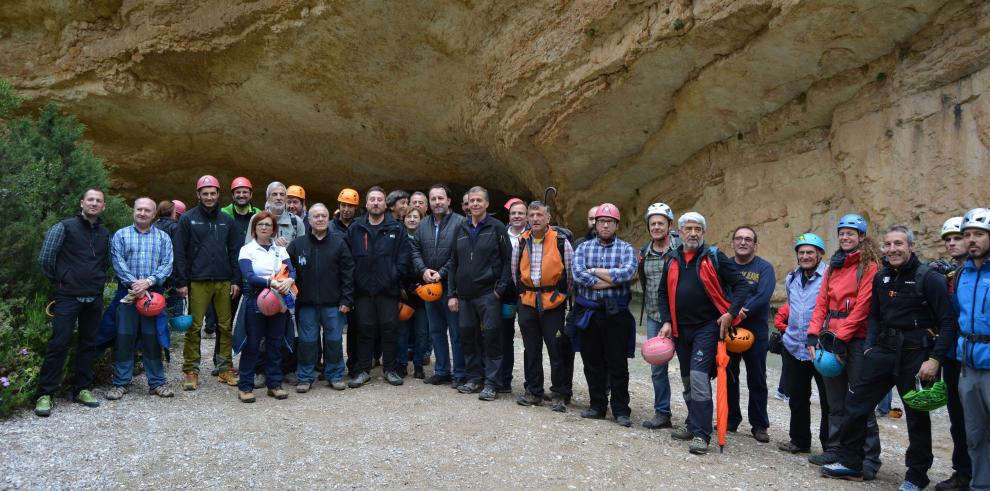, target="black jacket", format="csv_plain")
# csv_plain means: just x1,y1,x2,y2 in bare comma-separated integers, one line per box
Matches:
287,231,355,307
154,217,178,240
410,211,465,284
448,214,512,300
867,254,957,360
346,214,411,297
173,204,242,288
54,214,111,297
